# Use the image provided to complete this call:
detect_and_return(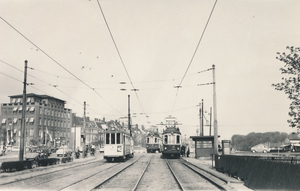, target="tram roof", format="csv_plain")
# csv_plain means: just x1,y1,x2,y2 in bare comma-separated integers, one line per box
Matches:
147,132,161,137
163,127,181,134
